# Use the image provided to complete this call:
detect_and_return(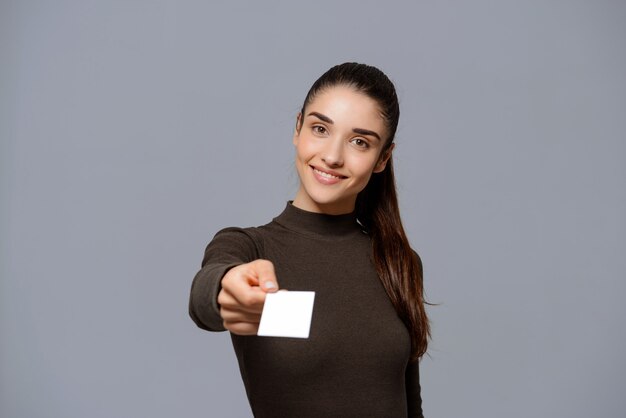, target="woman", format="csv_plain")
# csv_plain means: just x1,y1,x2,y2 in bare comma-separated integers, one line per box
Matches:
189,62,430,417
